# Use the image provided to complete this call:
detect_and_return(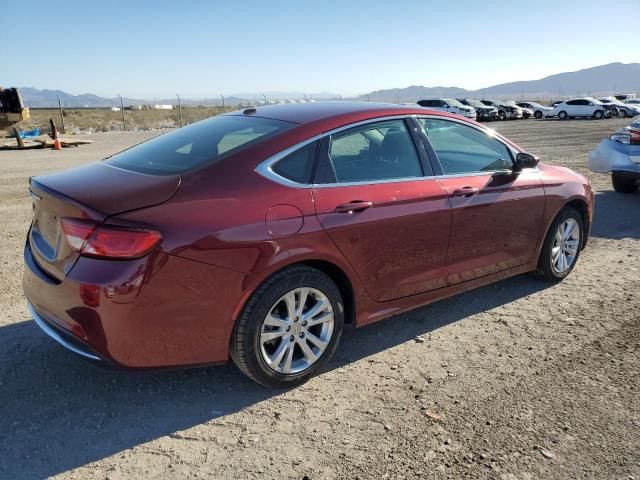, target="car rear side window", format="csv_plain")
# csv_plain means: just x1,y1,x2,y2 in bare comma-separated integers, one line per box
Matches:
419,118,513,175
327,119,423,183
106,115,293,175
271,140,319,184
